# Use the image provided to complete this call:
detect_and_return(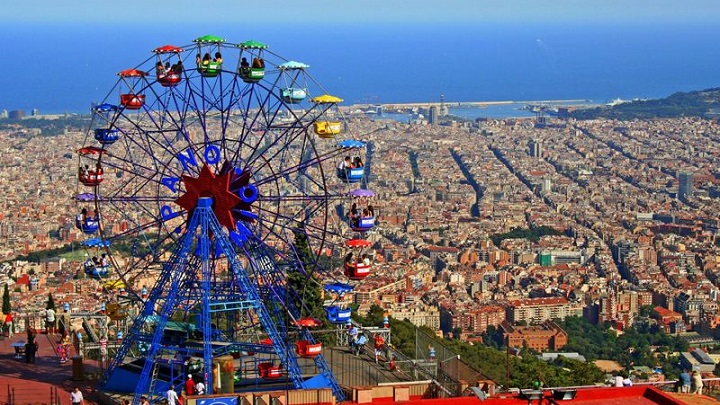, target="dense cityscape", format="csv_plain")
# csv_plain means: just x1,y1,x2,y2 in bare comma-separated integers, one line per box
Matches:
2,101,720,394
